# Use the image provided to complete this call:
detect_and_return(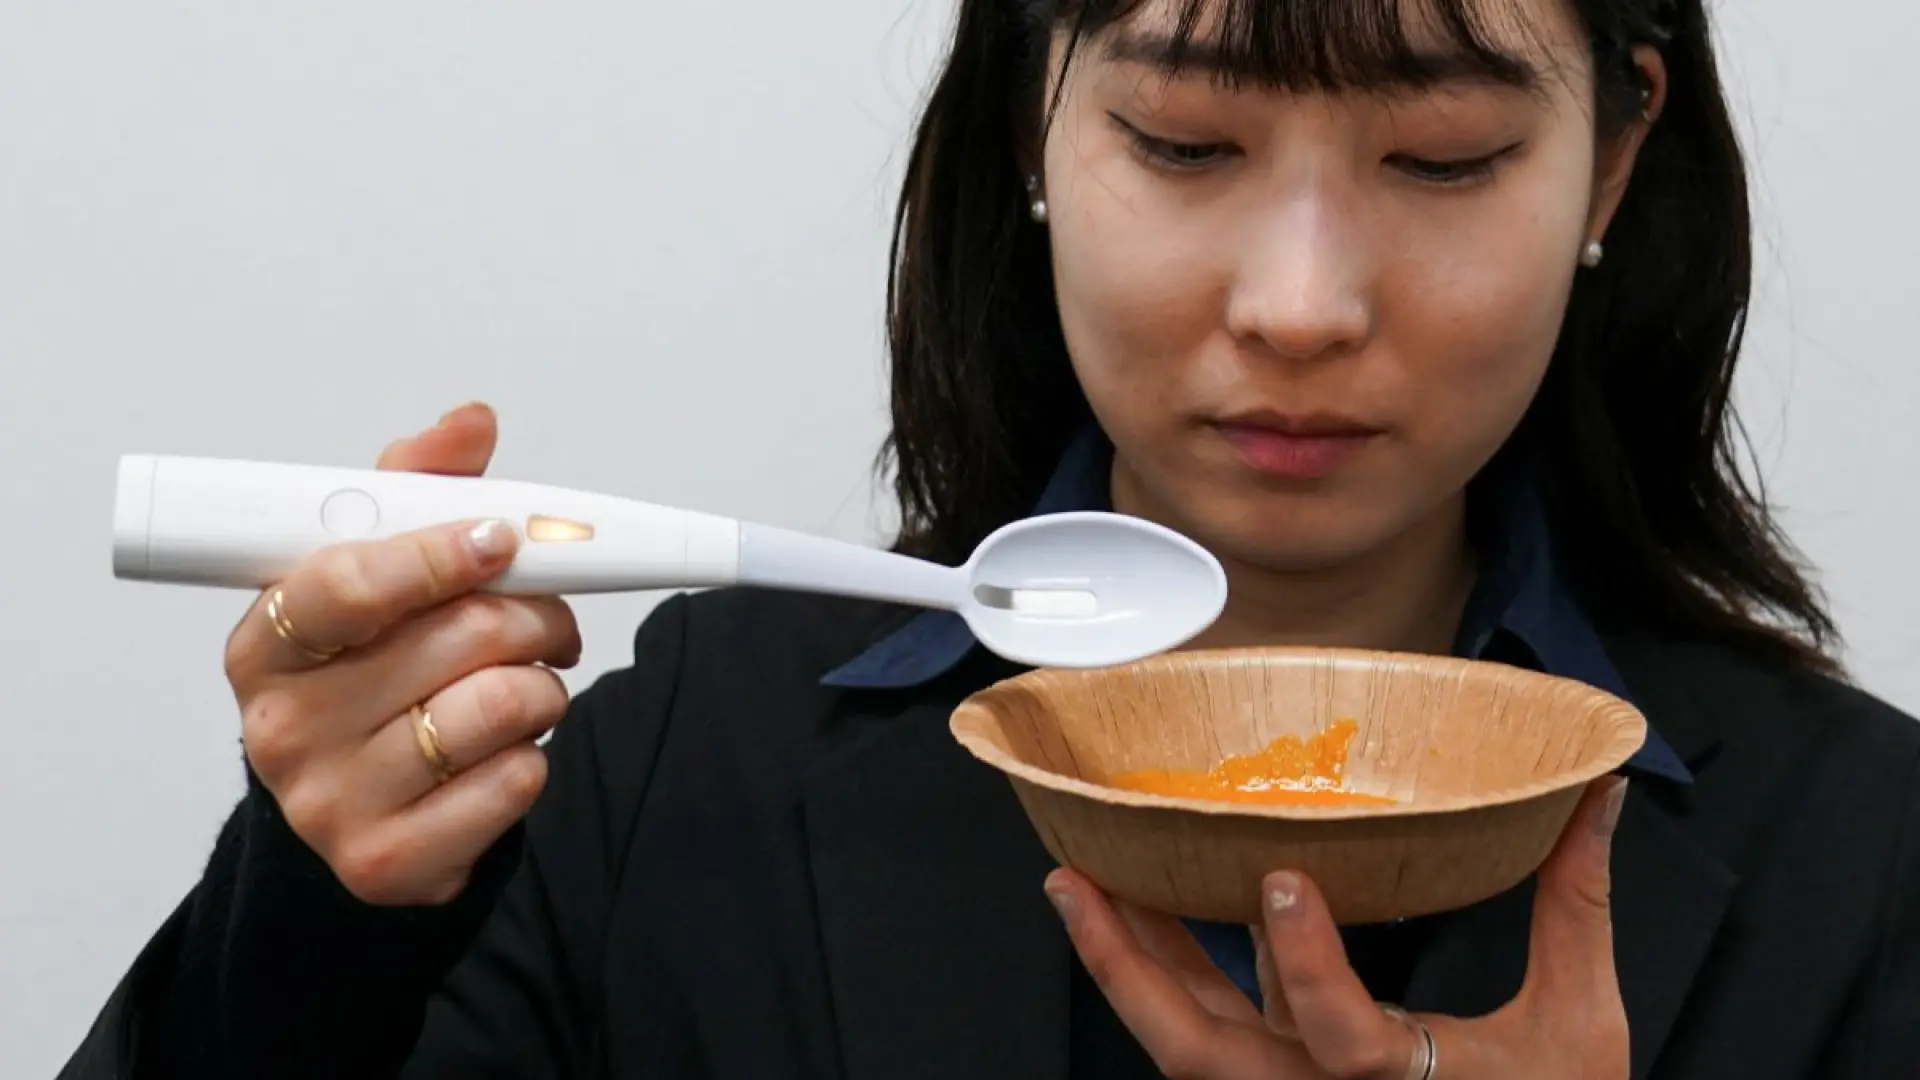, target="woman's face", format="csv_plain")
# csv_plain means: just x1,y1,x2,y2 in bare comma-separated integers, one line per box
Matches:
1041,0,1648,574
